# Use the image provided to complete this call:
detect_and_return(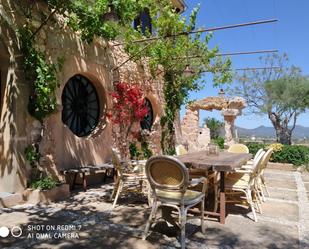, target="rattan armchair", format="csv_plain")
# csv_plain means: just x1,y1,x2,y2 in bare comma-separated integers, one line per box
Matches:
142,155,207,249
110,148,147,210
